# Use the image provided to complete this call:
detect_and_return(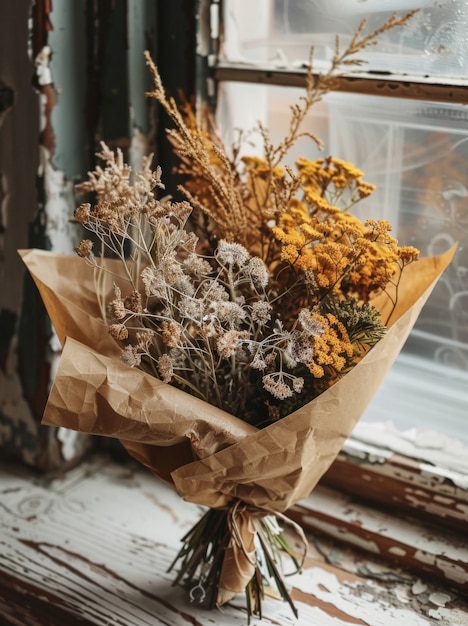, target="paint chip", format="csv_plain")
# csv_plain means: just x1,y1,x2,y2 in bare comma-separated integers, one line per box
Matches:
411,580,427,595
429,591,452,607
428,607,451,620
